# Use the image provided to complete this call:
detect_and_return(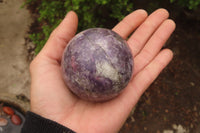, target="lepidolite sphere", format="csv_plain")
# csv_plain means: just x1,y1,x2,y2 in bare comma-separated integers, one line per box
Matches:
61,28,133,102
